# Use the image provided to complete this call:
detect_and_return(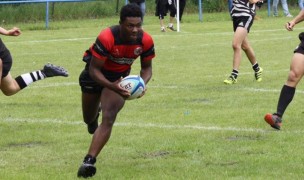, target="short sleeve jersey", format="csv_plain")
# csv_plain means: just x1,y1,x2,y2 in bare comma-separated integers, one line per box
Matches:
89,25,155,73
231,0,256,17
